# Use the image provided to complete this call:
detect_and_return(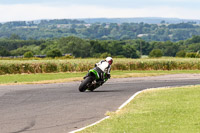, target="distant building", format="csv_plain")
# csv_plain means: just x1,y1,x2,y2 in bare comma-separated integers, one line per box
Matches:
34,55,46,58
137,34,148,38
63,53,72,56
84,24,91,28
